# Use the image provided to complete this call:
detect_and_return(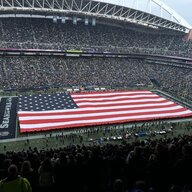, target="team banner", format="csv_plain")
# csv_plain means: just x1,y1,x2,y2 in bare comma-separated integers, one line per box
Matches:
18,91,192,133
0,97,18,140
